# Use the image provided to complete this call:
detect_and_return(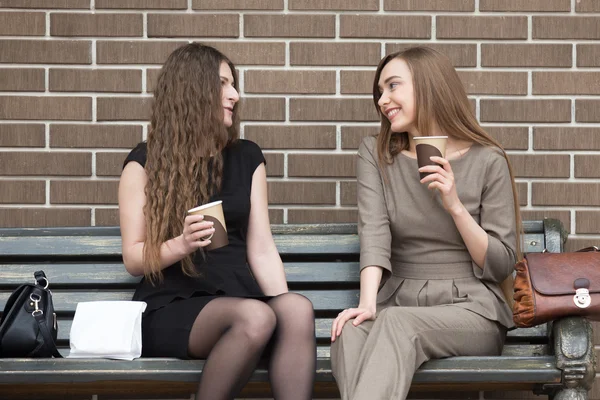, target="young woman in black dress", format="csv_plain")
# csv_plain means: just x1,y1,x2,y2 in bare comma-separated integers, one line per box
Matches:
118,43,316,400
